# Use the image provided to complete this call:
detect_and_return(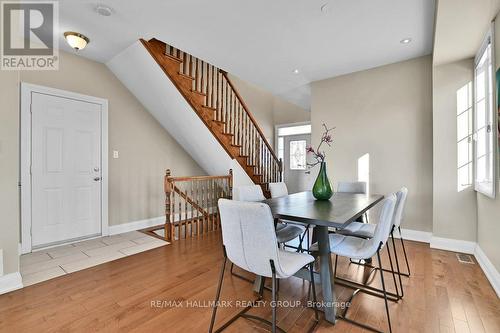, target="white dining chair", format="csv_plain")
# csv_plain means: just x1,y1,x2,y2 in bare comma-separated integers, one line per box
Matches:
336,187,410,297
310,194,397,333
209,199,319,333
268,182,288,198
337,181,368,223
234,185,305,247
268,182,309,252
